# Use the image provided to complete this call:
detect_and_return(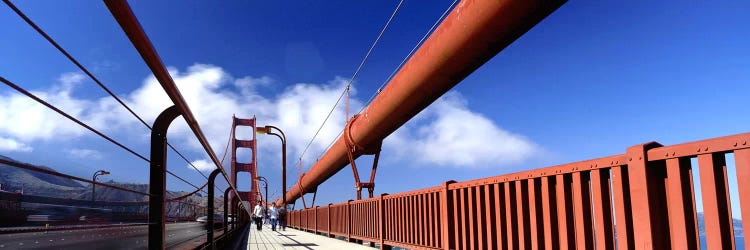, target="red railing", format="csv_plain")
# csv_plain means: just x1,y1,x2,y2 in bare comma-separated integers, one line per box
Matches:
330,203,349,237
287,132,750,250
